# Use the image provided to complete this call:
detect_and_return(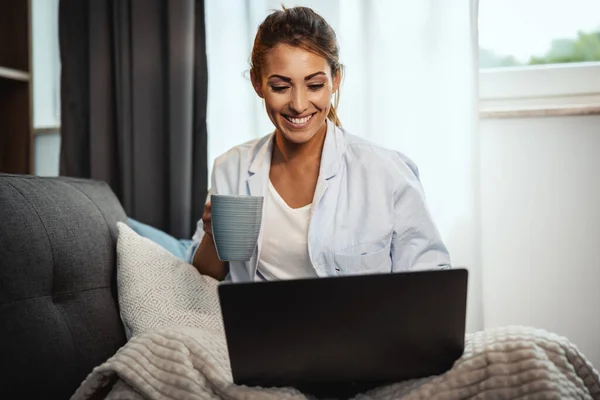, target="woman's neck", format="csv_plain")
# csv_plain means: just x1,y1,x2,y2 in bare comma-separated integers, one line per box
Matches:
272,122,327,167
